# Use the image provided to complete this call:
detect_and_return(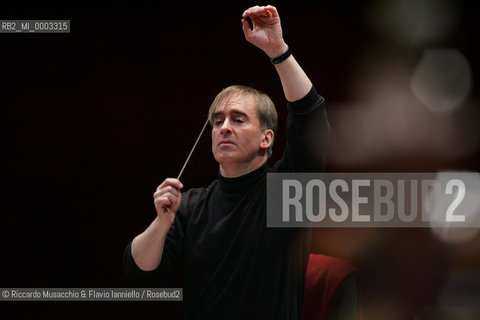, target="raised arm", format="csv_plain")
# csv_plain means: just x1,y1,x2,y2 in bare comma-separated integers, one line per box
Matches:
242,5,330,173
242,5,312,102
